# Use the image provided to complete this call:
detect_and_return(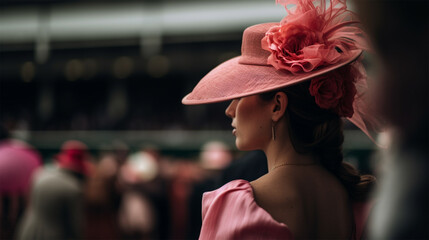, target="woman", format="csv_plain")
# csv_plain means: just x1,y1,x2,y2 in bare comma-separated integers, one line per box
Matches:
183,0,379,239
